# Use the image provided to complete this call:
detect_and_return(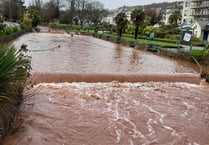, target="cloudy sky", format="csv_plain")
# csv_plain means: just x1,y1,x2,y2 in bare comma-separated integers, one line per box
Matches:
100,0,178,9
25,0,178,10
